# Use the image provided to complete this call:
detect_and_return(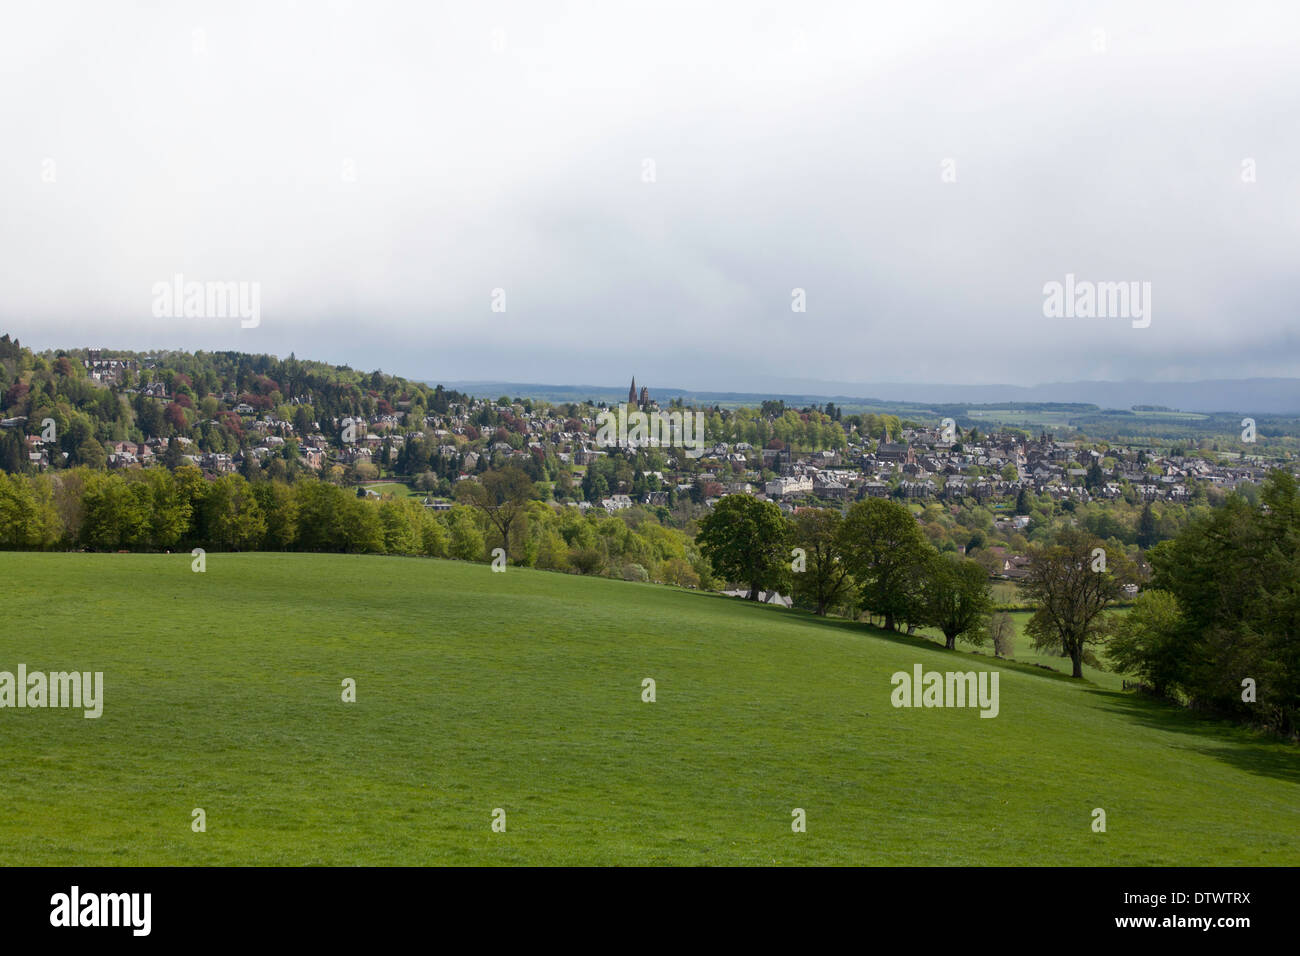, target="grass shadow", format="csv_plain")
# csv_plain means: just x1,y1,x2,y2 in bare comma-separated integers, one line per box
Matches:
1088,687,1300,784
698,590,1085,685
699,591,1300,783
